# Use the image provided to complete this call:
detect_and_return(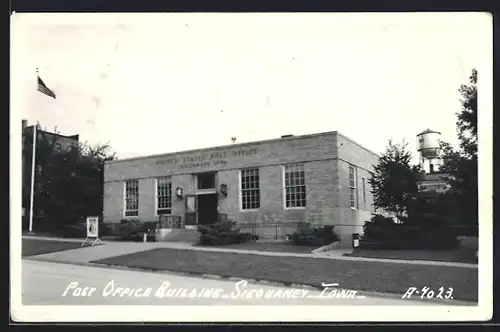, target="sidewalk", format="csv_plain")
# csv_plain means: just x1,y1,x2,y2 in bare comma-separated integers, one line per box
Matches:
22,236,478,305
22,235,478,268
